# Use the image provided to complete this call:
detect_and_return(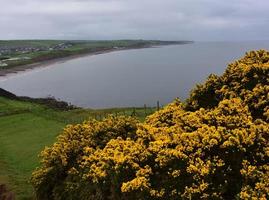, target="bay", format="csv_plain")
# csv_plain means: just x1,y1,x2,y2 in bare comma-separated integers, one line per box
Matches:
1,41,269,108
